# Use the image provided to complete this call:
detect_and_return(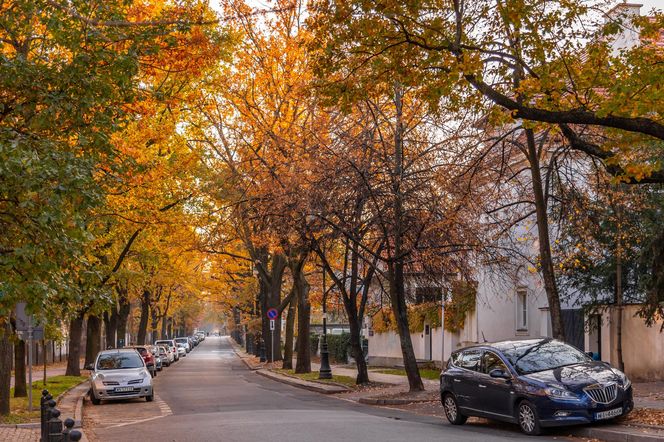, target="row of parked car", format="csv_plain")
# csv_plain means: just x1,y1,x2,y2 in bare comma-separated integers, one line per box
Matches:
86,332,207,405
